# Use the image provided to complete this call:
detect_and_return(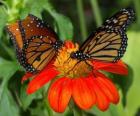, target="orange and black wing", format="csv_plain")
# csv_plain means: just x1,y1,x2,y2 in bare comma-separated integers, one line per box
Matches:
6,14,58,50
6,14,62,73
102,8,135,31
21,35,62,73
79,8,135,62
80,28,127,62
